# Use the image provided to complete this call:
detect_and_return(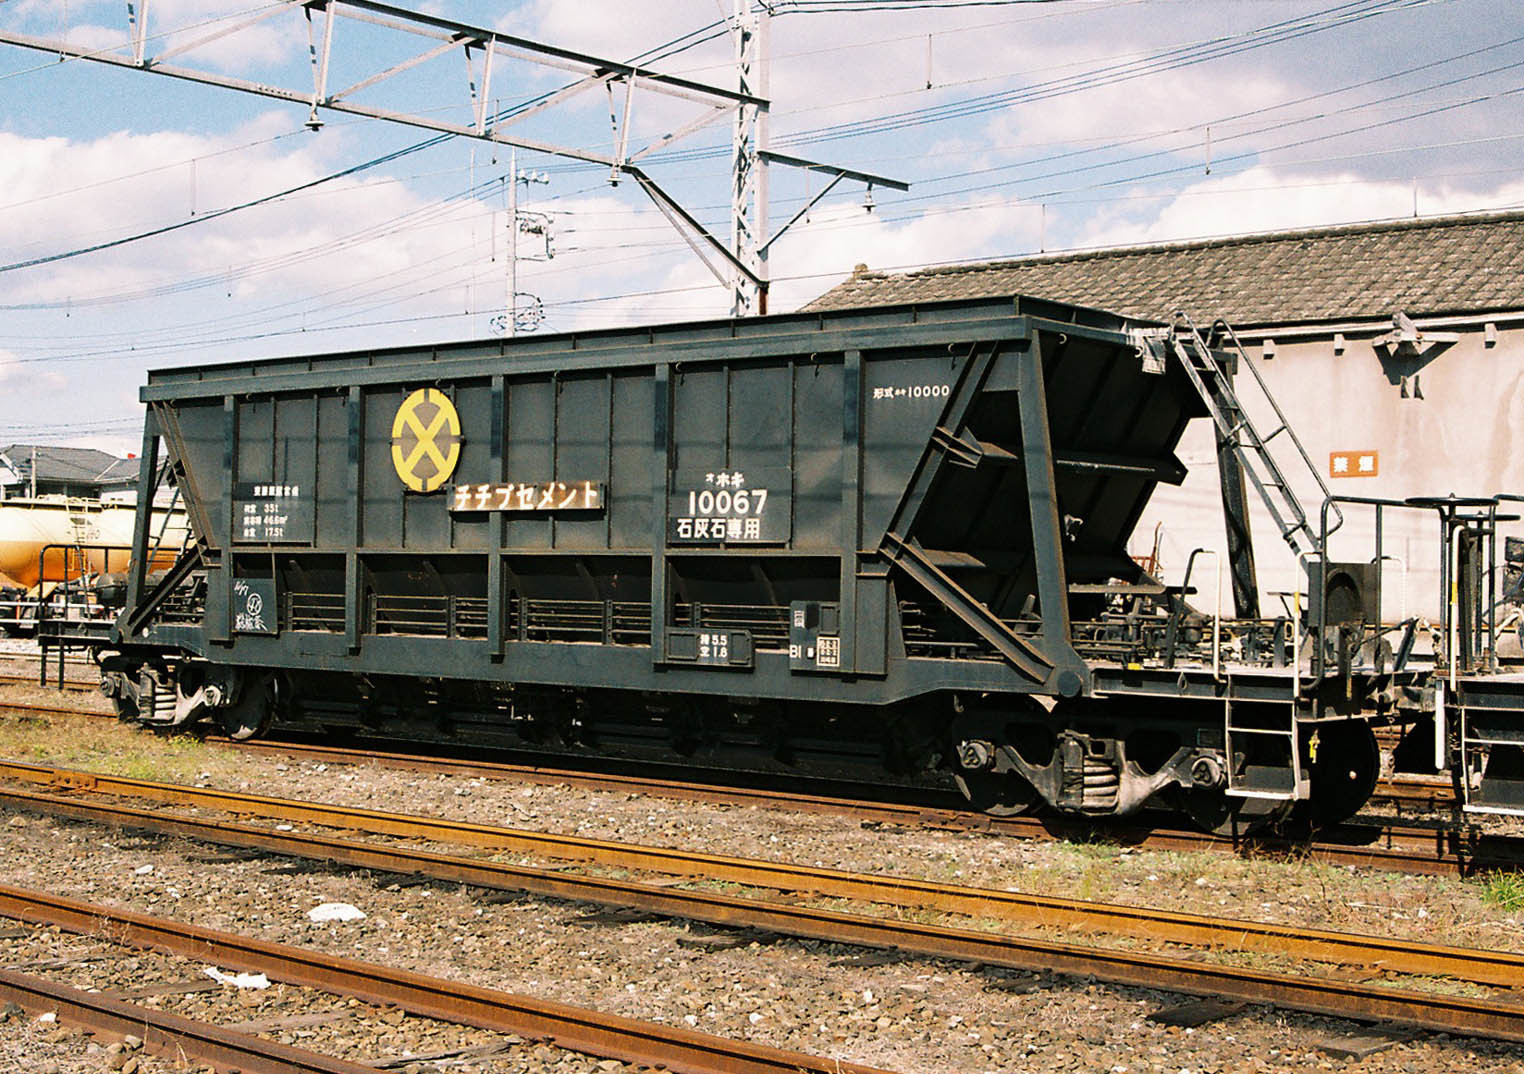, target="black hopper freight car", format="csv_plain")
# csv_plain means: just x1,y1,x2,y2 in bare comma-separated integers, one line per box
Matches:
85,295,1457,830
